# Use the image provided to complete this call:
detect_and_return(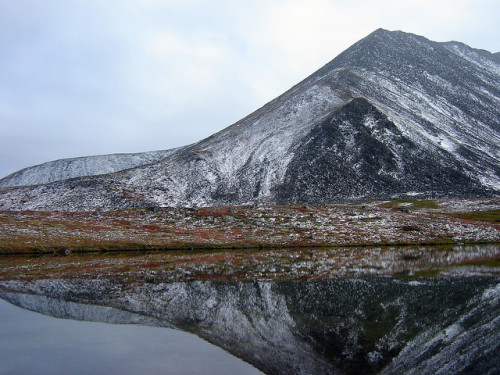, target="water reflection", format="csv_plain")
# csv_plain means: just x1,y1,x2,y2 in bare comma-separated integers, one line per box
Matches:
0,298,262,375
1,244,498,282
1,278,499,375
